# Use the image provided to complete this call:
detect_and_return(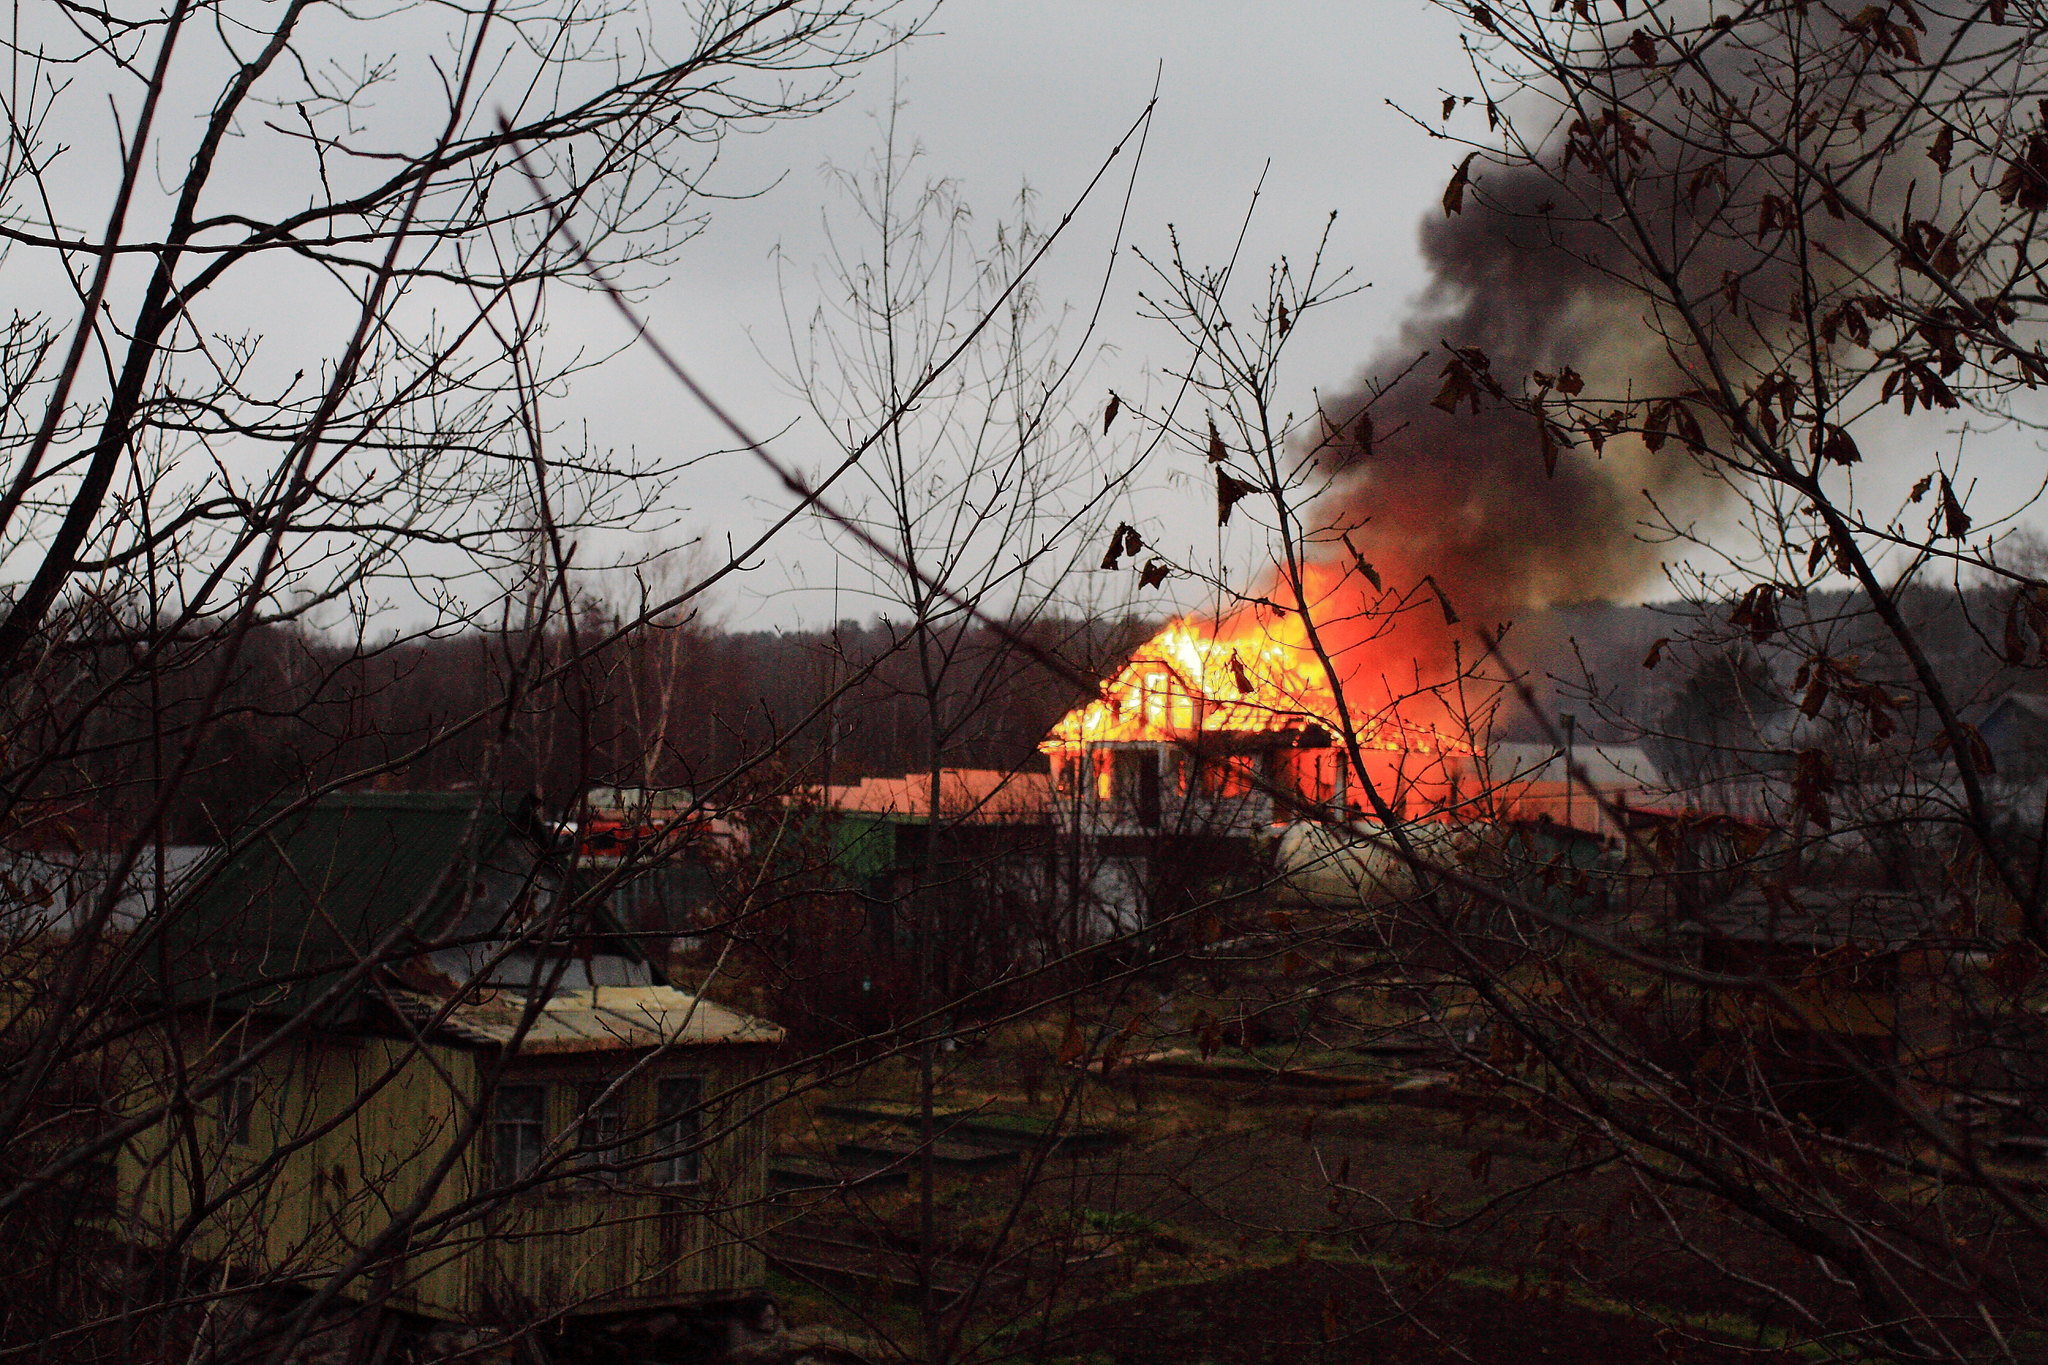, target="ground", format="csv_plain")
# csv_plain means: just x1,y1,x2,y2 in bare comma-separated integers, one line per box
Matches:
1022,1258,1777,1365
760,1044,1875,1364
